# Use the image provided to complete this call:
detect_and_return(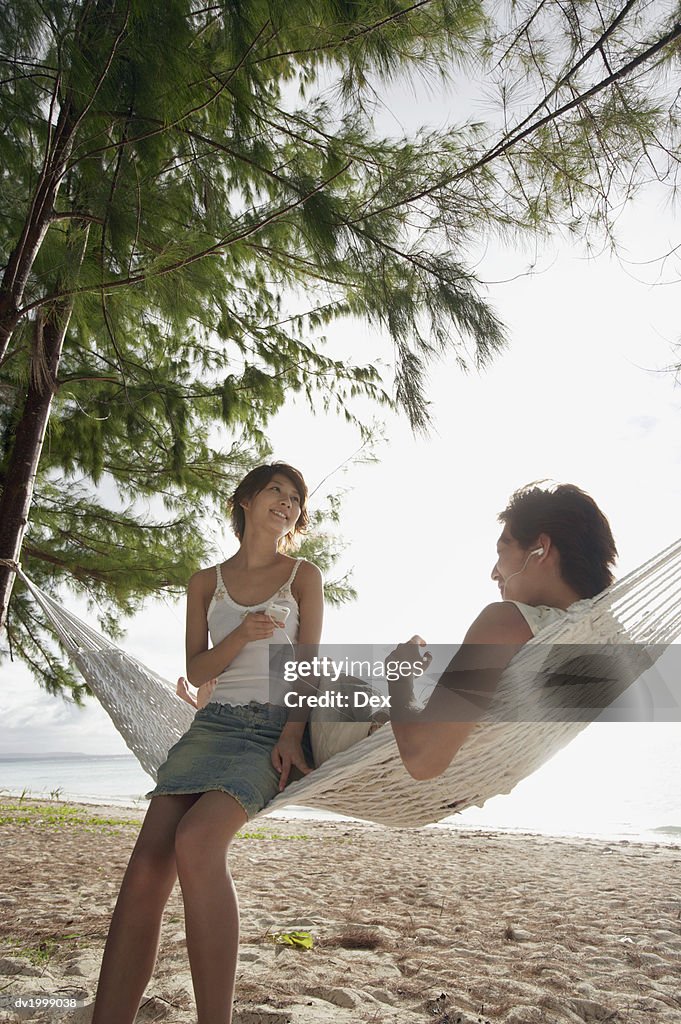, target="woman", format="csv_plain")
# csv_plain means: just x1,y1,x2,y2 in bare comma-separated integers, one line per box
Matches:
91,462,323,1024
389,483,617,780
